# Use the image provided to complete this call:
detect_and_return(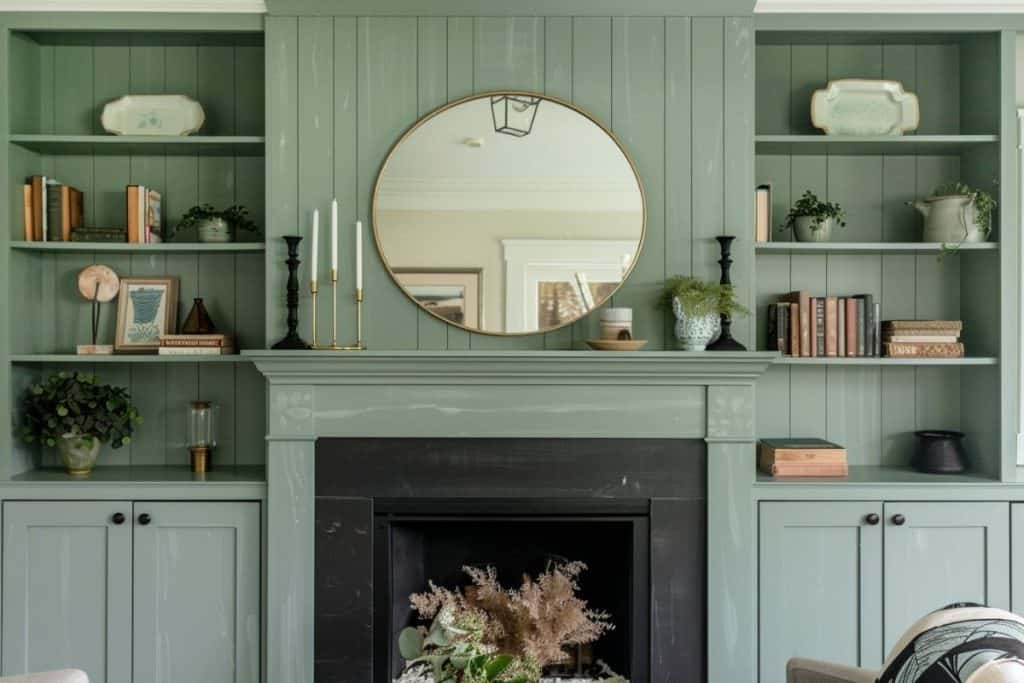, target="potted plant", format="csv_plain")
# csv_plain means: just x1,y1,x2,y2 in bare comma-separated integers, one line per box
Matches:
660,276,748,351
20,372,142,476
908,181,996,247
781,190,847,242
176,204,258,243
